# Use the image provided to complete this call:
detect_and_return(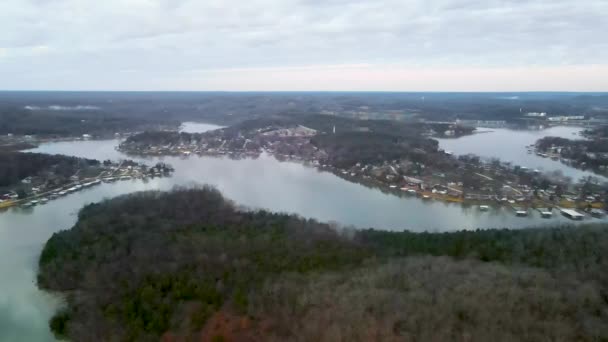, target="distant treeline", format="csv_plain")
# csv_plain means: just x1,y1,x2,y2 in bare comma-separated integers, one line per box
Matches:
0,152,99,188
3,91,608,125
39,187,608,341
0,106,178,137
